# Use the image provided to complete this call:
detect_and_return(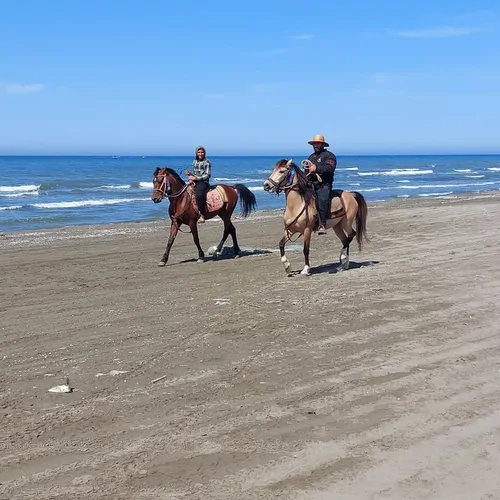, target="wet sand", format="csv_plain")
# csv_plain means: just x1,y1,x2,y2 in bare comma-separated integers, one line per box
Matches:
1,193,500,499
